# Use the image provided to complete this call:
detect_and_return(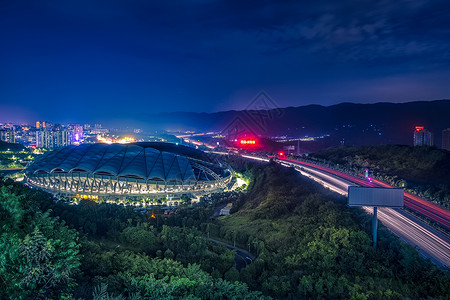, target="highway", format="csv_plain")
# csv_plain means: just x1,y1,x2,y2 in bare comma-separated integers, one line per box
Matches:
277,157,450,267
